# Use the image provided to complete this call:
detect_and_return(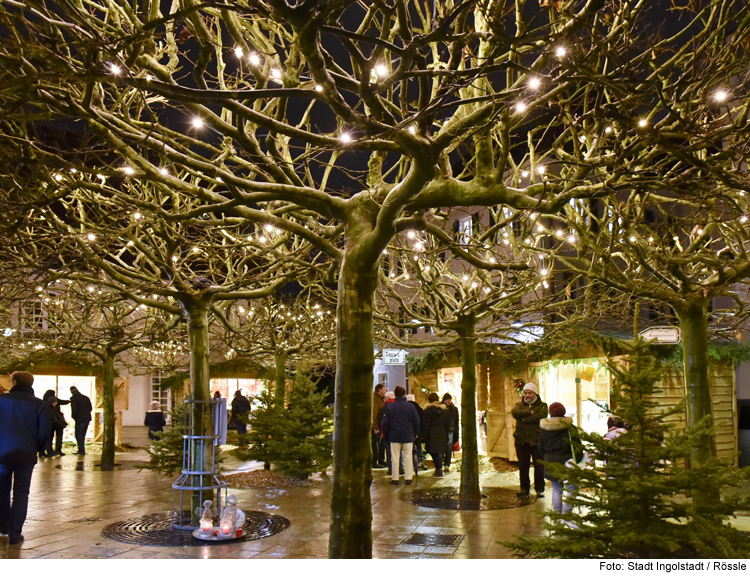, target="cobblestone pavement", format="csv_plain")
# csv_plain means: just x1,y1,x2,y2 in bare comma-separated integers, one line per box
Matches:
1,451,748,561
